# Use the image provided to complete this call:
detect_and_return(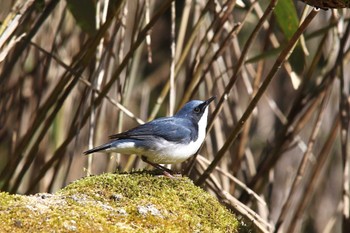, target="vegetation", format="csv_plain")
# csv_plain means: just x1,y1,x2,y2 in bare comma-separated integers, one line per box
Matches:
0,0,349,232
0,172,247,232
